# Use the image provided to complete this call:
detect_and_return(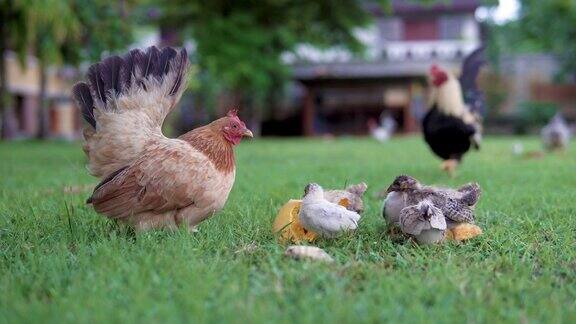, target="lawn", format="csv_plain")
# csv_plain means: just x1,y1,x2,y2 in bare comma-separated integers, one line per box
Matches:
0,136,575,323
